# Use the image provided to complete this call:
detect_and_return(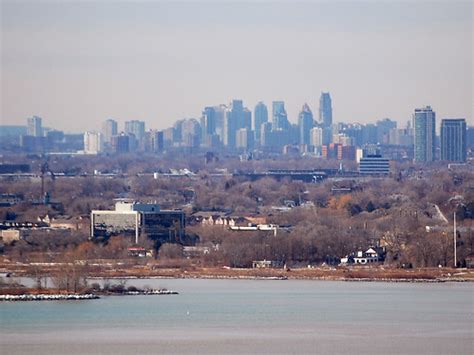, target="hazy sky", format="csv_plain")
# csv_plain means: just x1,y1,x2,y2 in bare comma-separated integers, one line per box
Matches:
1,0,472,133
